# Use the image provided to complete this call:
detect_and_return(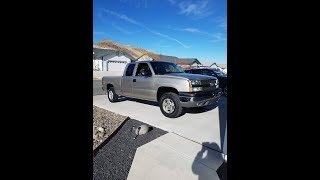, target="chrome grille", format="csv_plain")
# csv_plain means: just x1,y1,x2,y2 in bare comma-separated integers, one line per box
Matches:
201,79,217,87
